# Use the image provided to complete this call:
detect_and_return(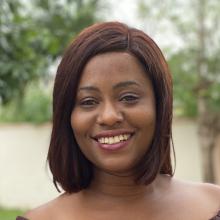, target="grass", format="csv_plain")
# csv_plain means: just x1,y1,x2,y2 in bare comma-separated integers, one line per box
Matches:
0,208,25,220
